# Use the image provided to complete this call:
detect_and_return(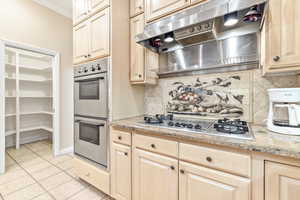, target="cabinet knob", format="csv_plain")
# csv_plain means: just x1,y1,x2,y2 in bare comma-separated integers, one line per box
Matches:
118,136,122,140
206,157,212,162
124,152,128,156
180,169,185,174
170,166,175,170
151,144,156,148
84,55,88,58
88,54,91,57
138,74,142,78
138,6,143,9
86,173,90,177
273,56,280,62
